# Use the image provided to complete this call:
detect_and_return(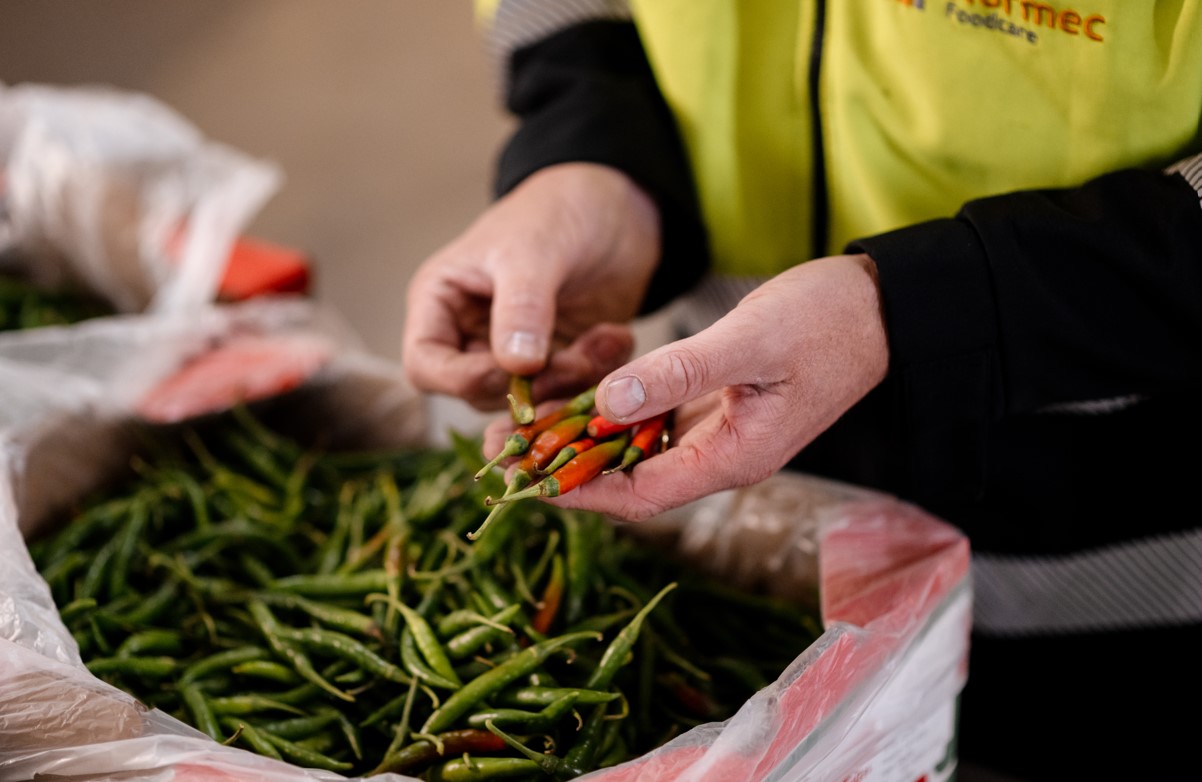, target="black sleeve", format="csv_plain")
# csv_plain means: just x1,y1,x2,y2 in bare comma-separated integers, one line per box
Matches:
848,166,1202,419
495,20,709,314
